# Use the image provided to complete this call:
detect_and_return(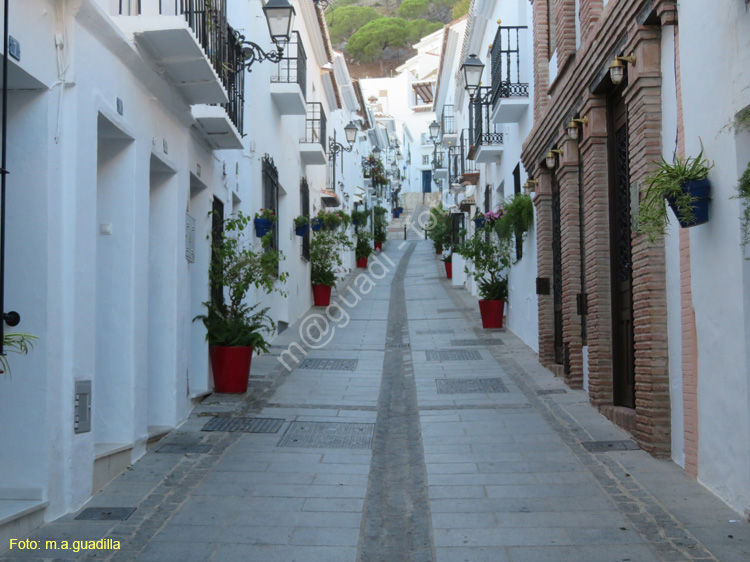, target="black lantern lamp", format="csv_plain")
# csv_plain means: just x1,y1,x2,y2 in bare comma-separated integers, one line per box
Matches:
461,54,485,95
428,120,440,143
329,121,359,192
237,0,296,71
